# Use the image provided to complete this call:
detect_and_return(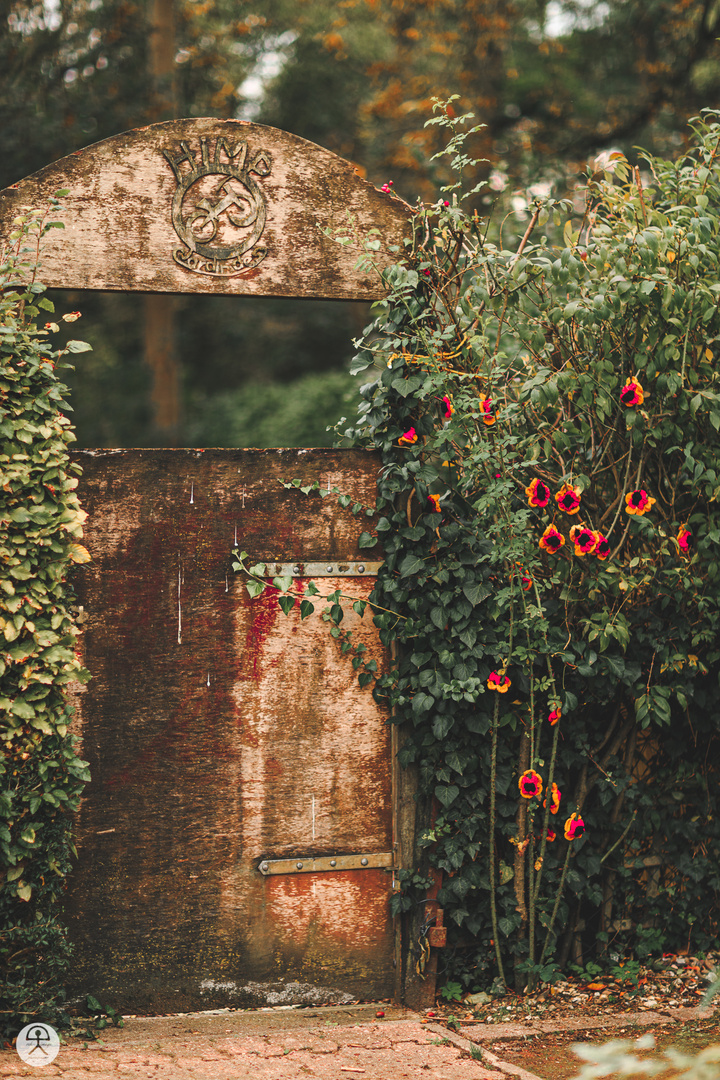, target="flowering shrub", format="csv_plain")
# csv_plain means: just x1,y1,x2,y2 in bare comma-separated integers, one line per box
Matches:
337,103,720,988
0,201,91,1036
